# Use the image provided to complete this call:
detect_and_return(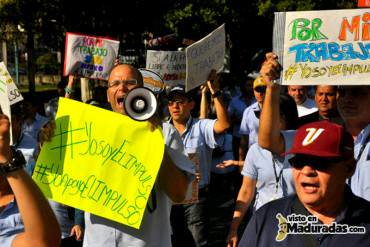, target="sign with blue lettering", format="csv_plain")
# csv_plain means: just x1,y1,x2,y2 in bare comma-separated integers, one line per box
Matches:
64,32,119,80
275,9,370,85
